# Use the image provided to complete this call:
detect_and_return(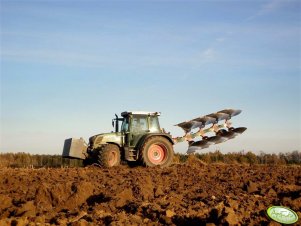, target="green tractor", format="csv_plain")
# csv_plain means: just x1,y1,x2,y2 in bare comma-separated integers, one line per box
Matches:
63,109,247,167
63,111,174,167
